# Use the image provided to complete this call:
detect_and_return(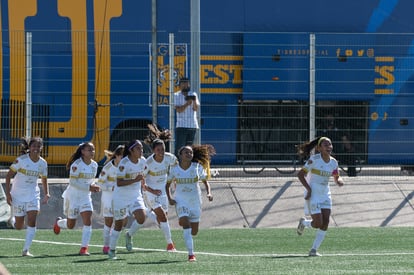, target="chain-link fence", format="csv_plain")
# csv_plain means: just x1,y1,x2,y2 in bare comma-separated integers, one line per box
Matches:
1,31,414,177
